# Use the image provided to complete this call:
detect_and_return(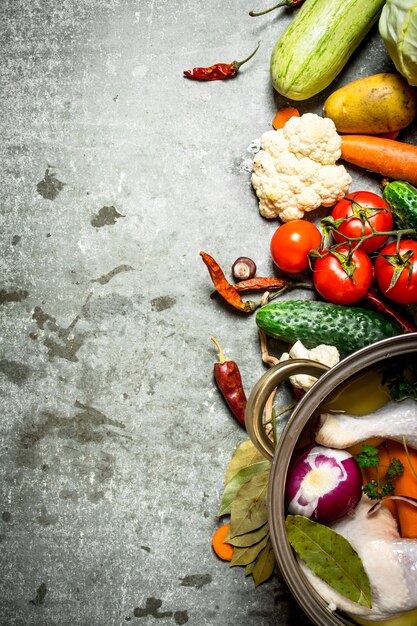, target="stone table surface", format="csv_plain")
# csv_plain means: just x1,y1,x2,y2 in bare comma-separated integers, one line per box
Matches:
1,1,414,625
